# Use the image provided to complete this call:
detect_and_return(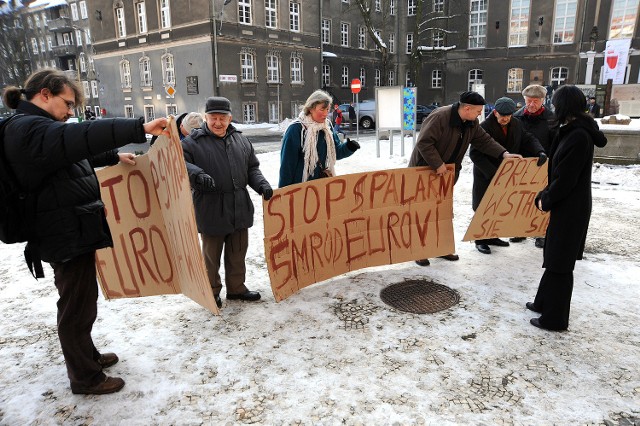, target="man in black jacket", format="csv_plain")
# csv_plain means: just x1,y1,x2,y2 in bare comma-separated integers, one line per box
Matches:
470,97,547,254
182,96,272,309
2,69,167,395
